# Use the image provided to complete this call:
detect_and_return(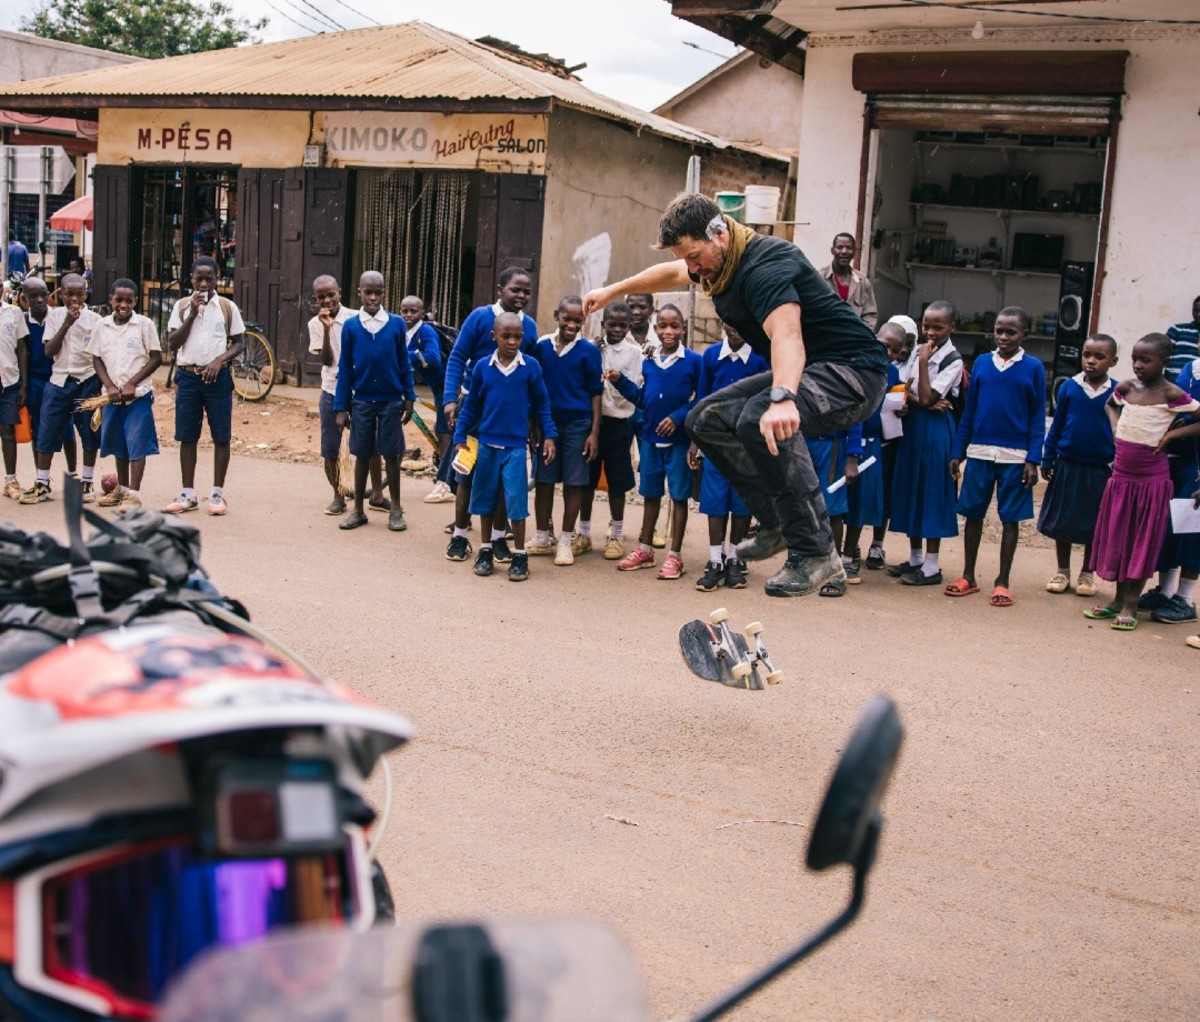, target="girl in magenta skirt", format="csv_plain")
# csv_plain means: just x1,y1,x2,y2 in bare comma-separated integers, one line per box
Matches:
1086,333,1200,631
